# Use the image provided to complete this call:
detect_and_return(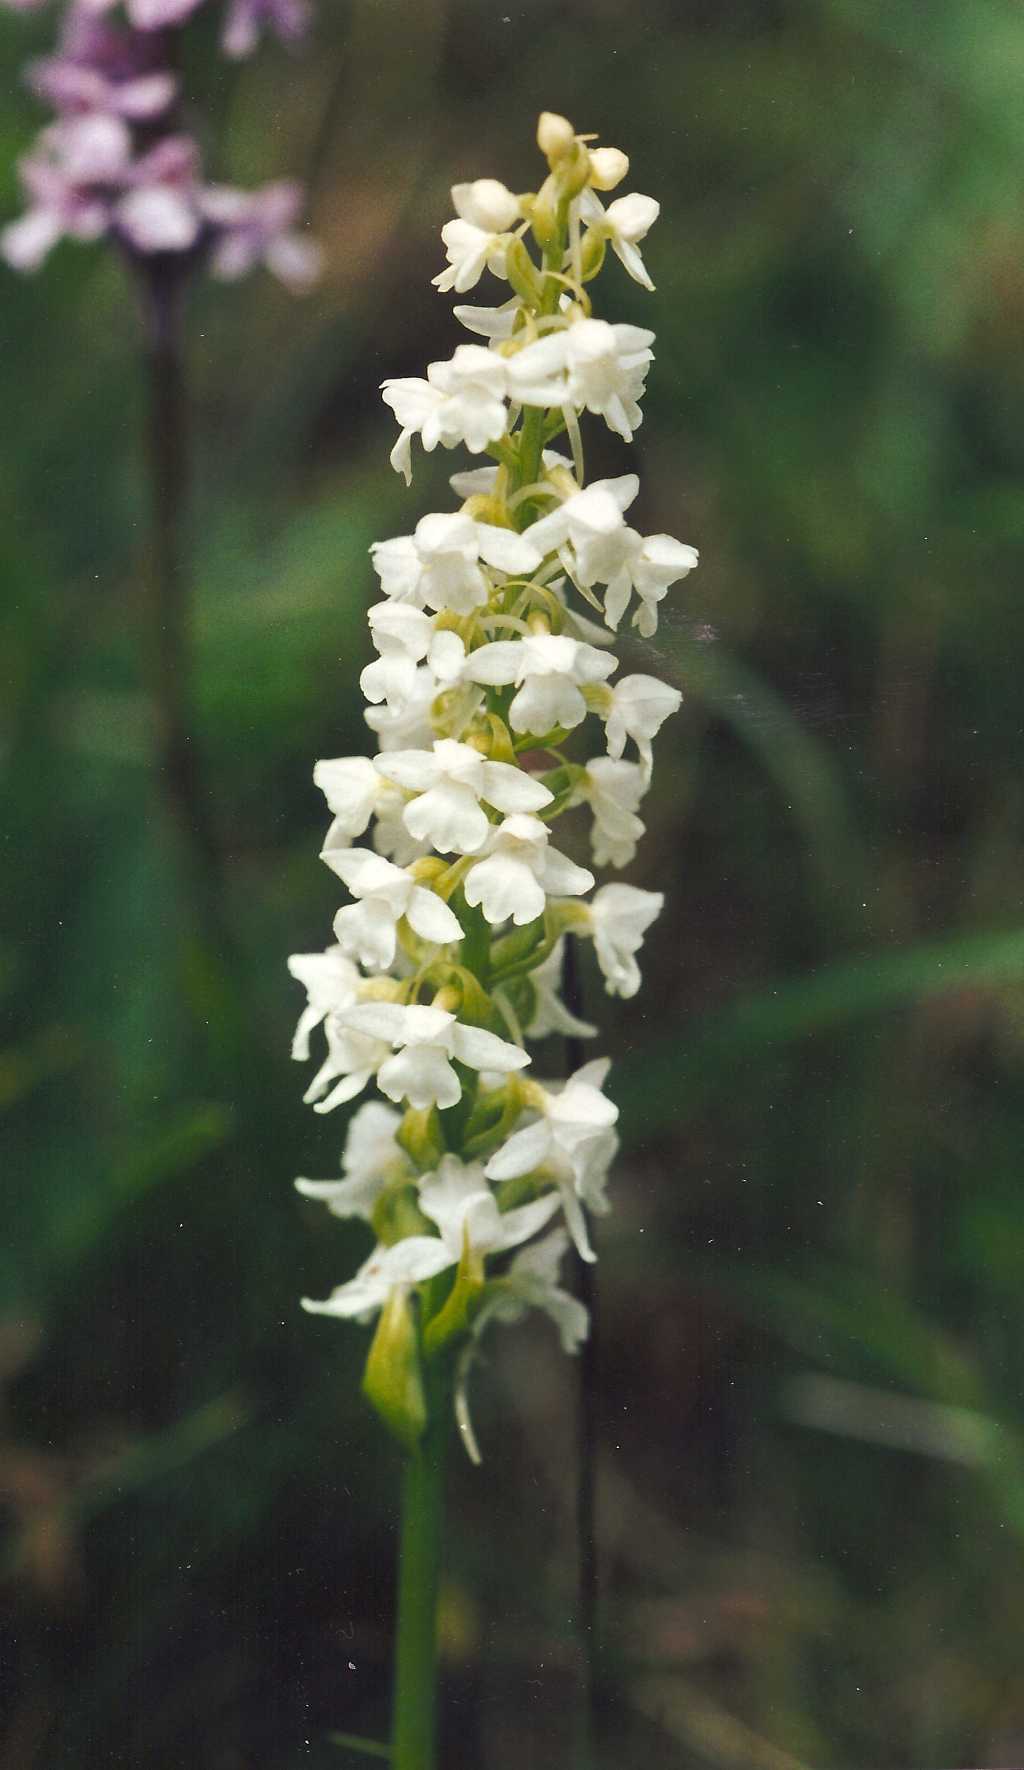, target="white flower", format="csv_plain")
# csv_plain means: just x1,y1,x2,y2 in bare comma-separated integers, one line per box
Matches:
287,944,360,1059
301,1236,455,1322
462,632,616,735
361,602,466,711
300,1152,557,1326
371,511,541,616
574,756,648,869
323,848,464,970
524,476,639,576
381,345,510,484
583,882,663,998
603,673,682,777
314,756,431,868
507,318,655,442
456,1224,589,1460
525,478,696,636
587,147,629,192
452,301,518,340
485,1059,619,1259
433,178,520,293
419,1154,558,1261
365,665,440,753
449,449,569,502
375,738,553,856
614,532,698,637
340,1002,529,1111
313,755,381,847
302,1015,394,1114
579,188,660,291
464,814,594,927
497,1229,590,1349
524,940,597,1040
295,1100,407,1219
370,778,431,866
